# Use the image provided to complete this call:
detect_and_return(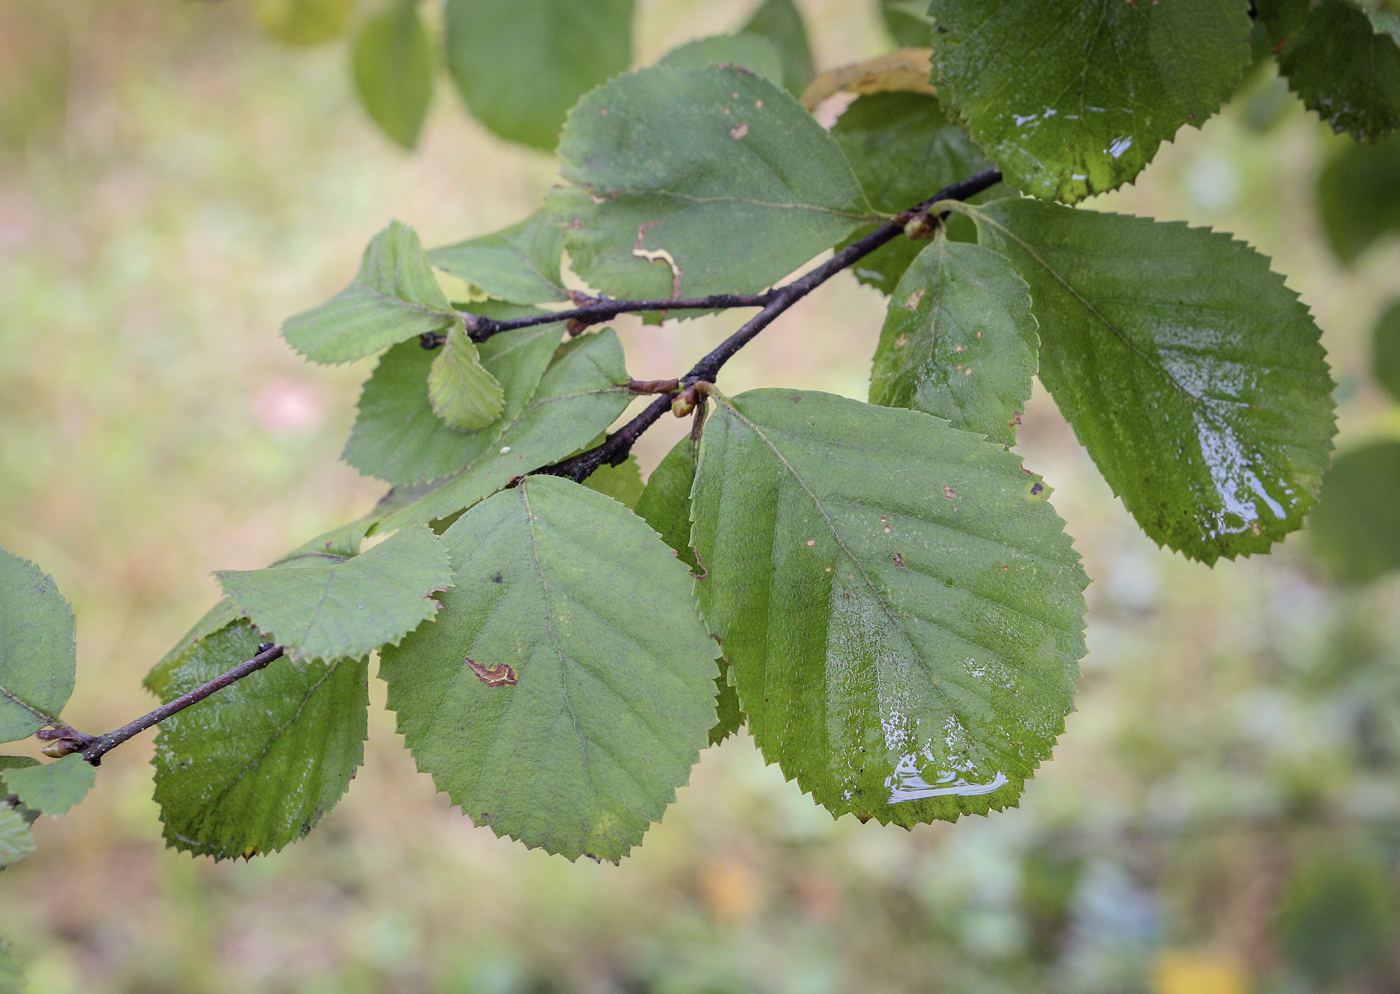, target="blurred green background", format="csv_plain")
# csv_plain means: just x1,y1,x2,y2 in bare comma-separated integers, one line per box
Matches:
3,2,1400,992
